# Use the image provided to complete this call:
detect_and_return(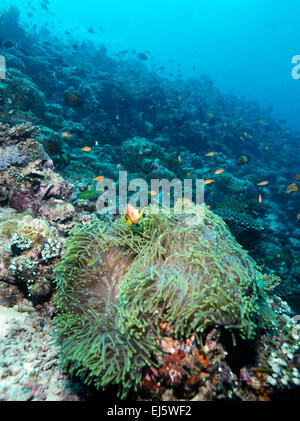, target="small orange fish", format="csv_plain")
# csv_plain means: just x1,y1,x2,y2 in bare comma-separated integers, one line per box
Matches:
258,193,263,203
214,169,224,175
116,164,121,168
206,205,211,209
81,147,91,152
187,171,193,176
60,131,72,138
93,176,104,181
148,190,156,196
178,155,181,163
257,181,269,186
205,152,214,157
204,179,215,185
208,112,215,118
285,183,298,194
